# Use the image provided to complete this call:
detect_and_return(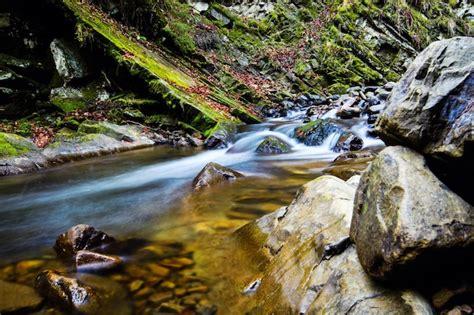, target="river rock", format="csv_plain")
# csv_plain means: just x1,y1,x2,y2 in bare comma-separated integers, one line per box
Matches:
375,37,474,160
323,150,376,180
204,122,237,149
192,162,242,190
332,132,363,152
256,136,290,154
35,270,131,315
350,146,474,281
76,250,122,271
294,119,342,146
294,119,363,152
54,224,115,259
236,175,433,313
50,39,88,84
0,280,44,313
333,150,377,163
